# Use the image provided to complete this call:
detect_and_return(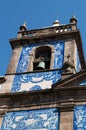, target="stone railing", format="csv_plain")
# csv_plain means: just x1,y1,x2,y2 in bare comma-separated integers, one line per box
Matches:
18,23,77,38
